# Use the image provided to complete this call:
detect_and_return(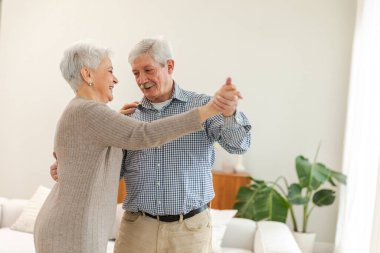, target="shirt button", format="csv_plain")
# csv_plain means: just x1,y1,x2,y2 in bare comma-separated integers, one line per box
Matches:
157,163,160,167
157,181,160,187
157,201,161,205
